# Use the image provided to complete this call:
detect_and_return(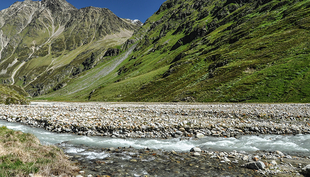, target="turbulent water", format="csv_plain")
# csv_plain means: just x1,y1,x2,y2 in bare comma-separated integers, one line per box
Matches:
1,120,310,159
